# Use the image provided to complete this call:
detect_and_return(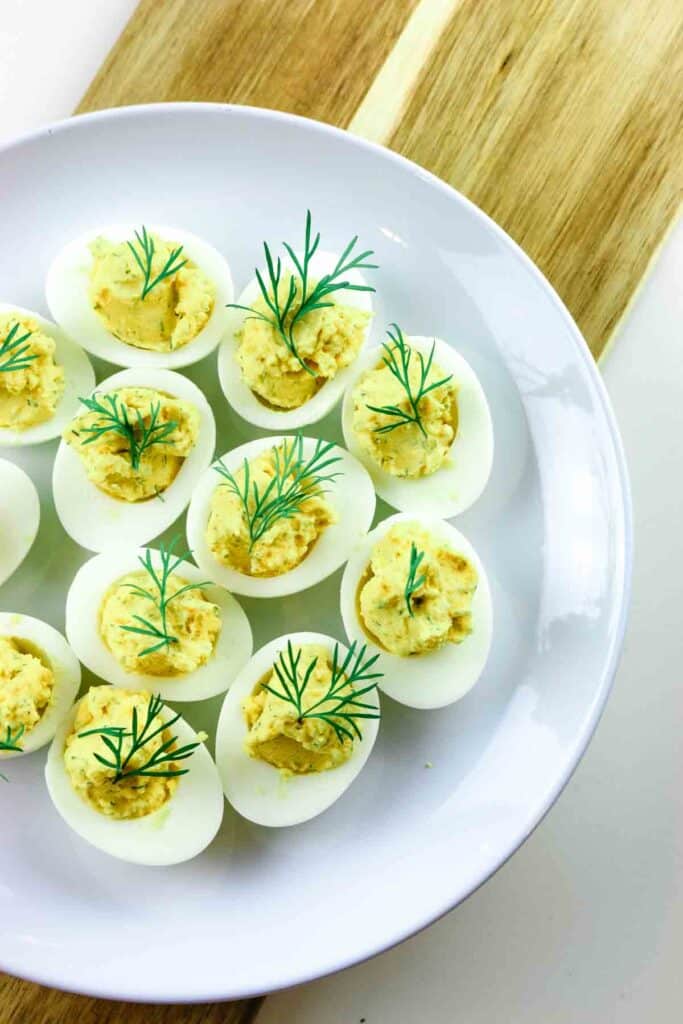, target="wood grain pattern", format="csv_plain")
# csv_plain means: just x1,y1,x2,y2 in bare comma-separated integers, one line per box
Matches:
0,973,263,1024
6,0,682,1020
385,0,683,357
78,0,419,127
